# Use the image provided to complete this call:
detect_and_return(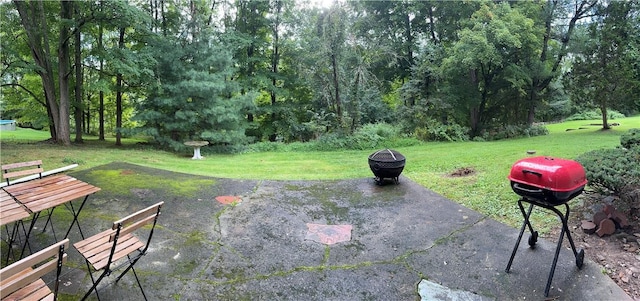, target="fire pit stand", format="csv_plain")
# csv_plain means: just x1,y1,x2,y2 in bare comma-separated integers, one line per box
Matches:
505,198,584,297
